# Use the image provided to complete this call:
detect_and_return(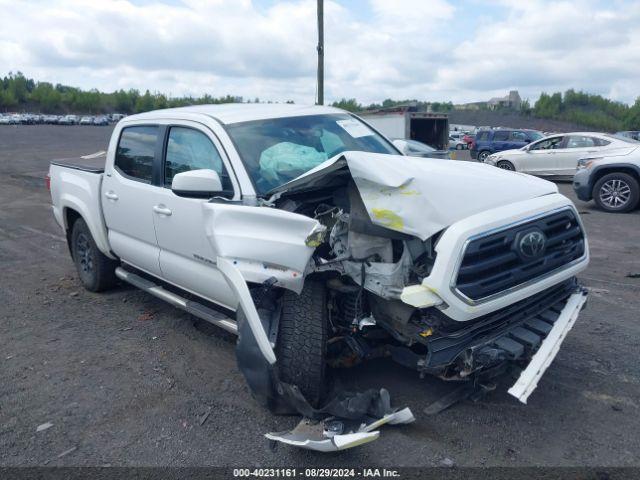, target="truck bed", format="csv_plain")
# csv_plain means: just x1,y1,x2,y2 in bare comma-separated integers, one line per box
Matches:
50,151,106,173
49,151,112,258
